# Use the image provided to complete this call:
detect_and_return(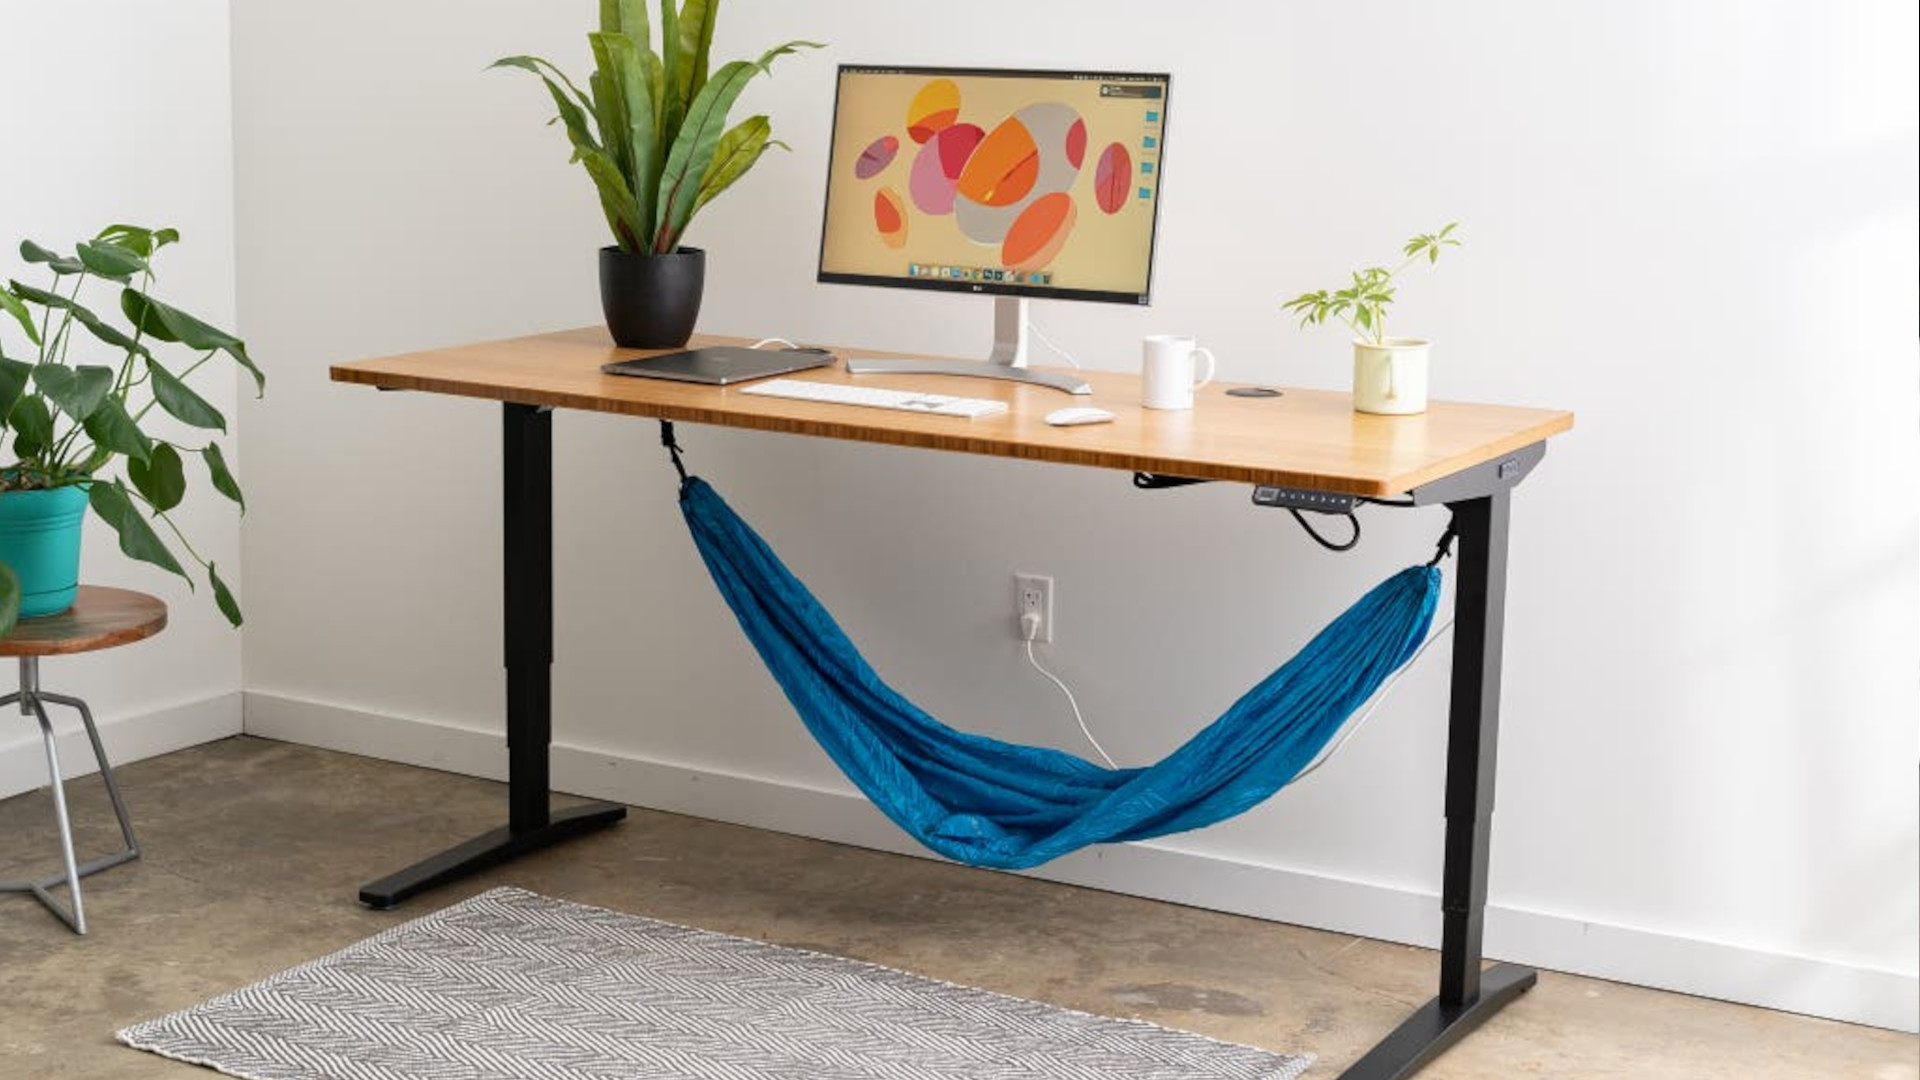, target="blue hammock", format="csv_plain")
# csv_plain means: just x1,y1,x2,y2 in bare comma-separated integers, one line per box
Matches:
680,475,1441,870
